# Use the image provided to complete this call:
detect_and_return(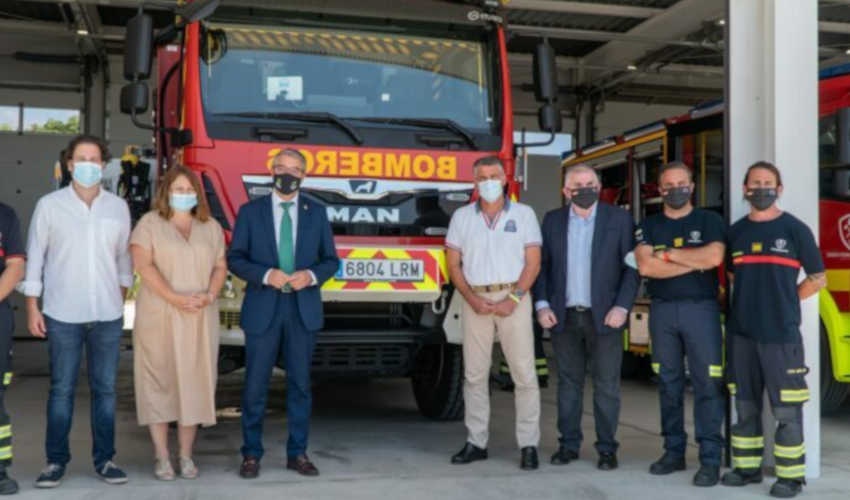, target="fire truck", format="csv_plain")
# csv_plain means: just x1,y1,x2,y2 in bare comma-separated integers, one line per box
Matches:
119,0,560,420
561,73,850,413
